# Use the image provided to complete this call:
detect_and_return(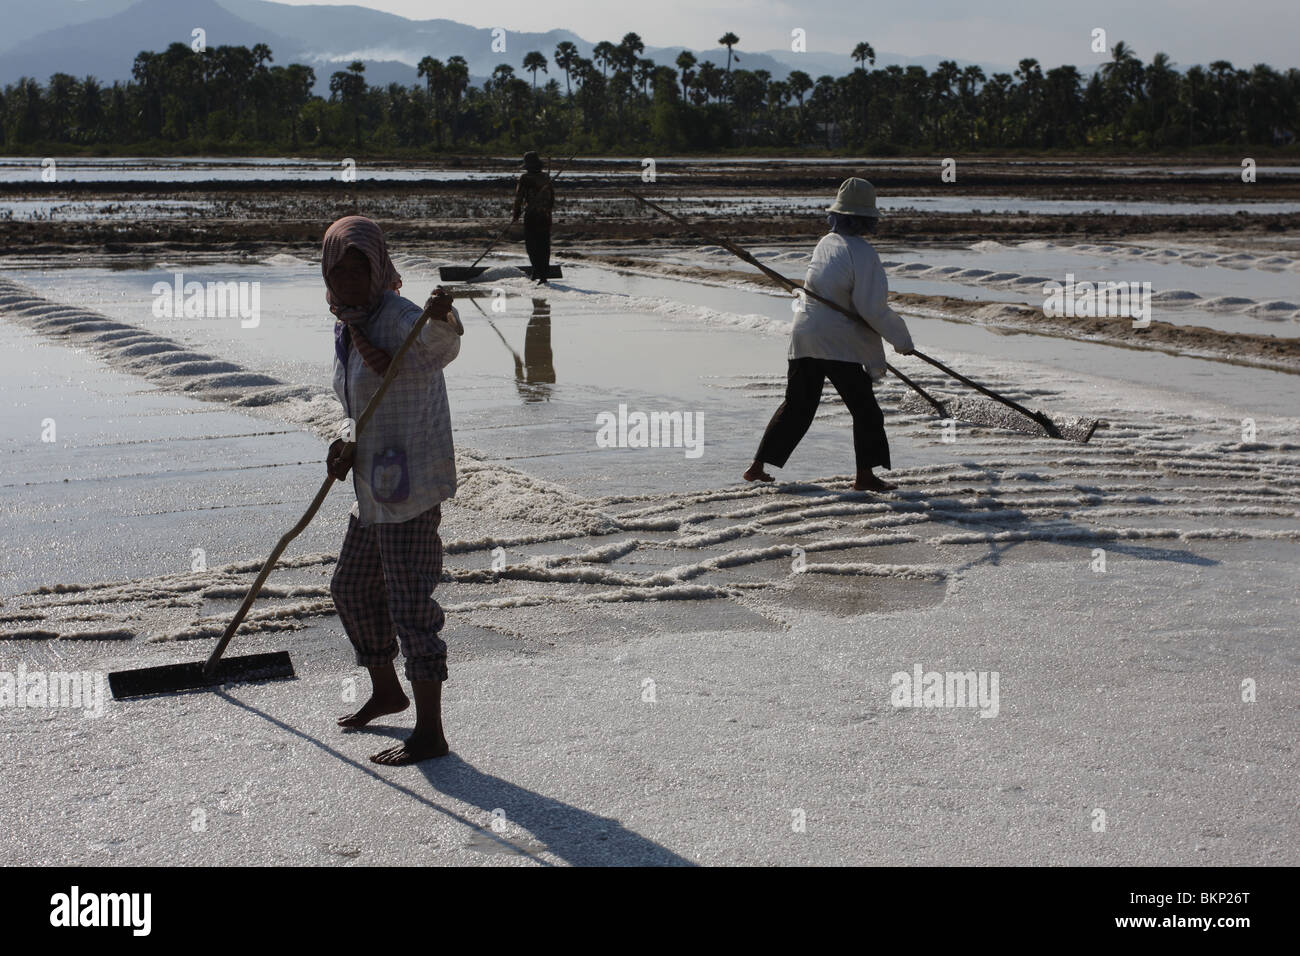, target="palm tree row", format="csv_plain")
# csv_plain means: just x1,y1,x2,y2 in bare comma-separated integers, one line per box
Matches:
2,36,1296,152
